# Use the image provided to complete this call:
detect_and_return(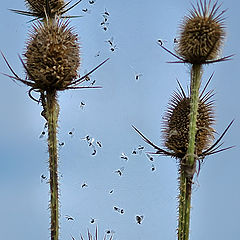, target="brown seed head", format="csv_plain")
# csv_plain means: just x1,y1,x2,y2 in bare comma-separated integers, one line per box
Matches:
177,0,225,64
24,20,80,91
25,0,65,17
162,87,215,159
